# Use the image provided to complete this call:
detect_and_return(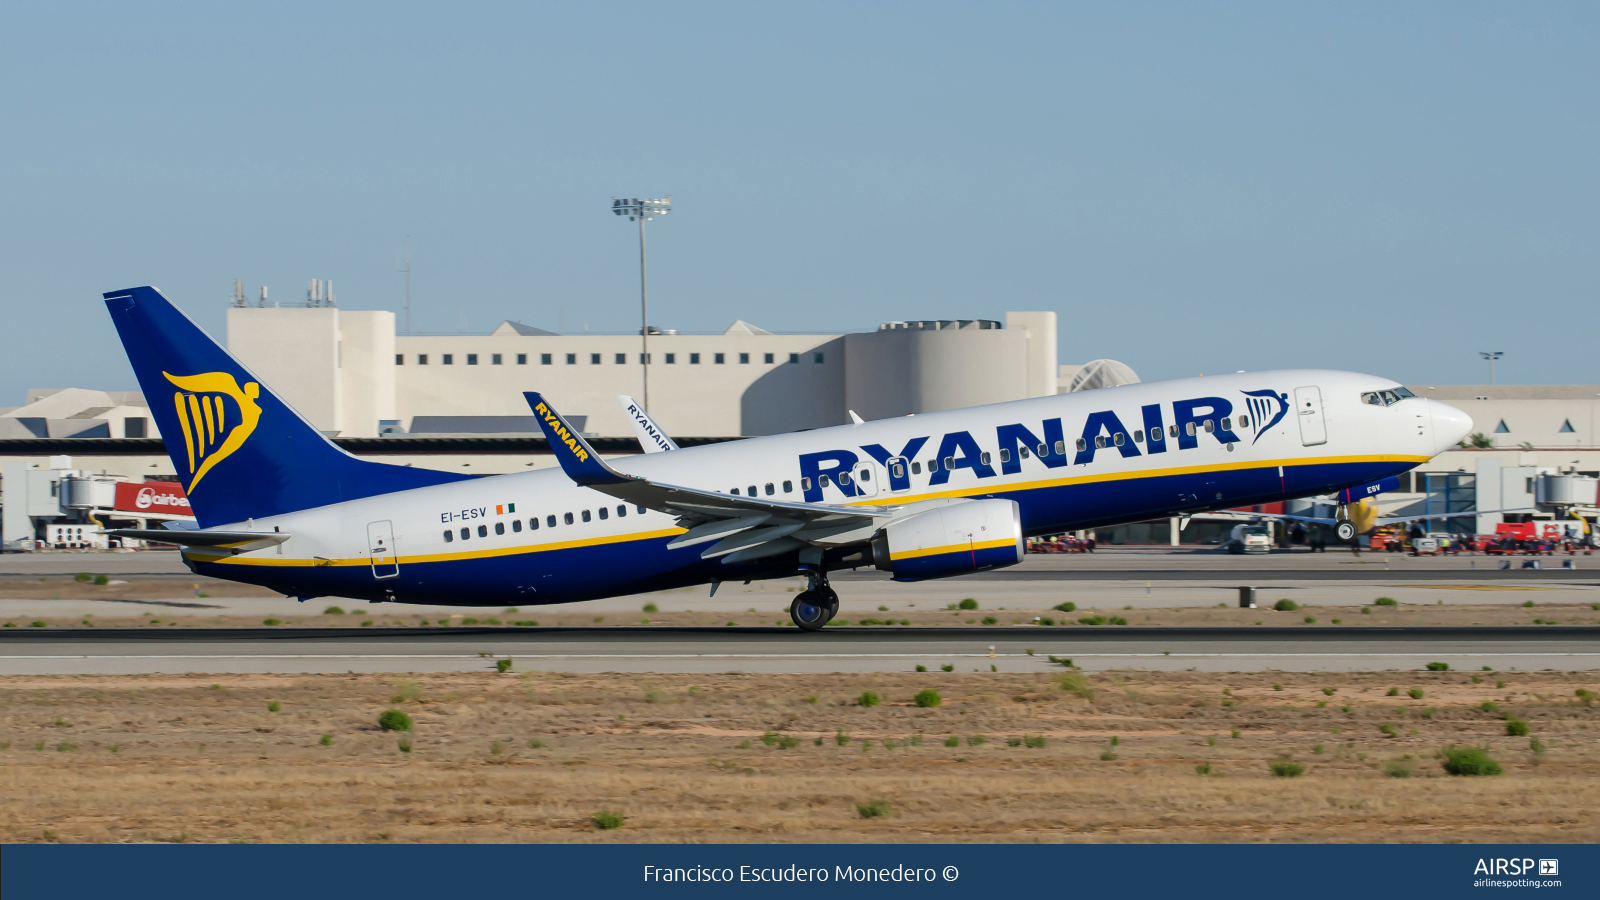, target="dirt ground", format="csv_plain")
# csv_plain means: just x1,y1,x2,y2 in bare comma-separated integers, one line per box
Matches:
1,669,1596,843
